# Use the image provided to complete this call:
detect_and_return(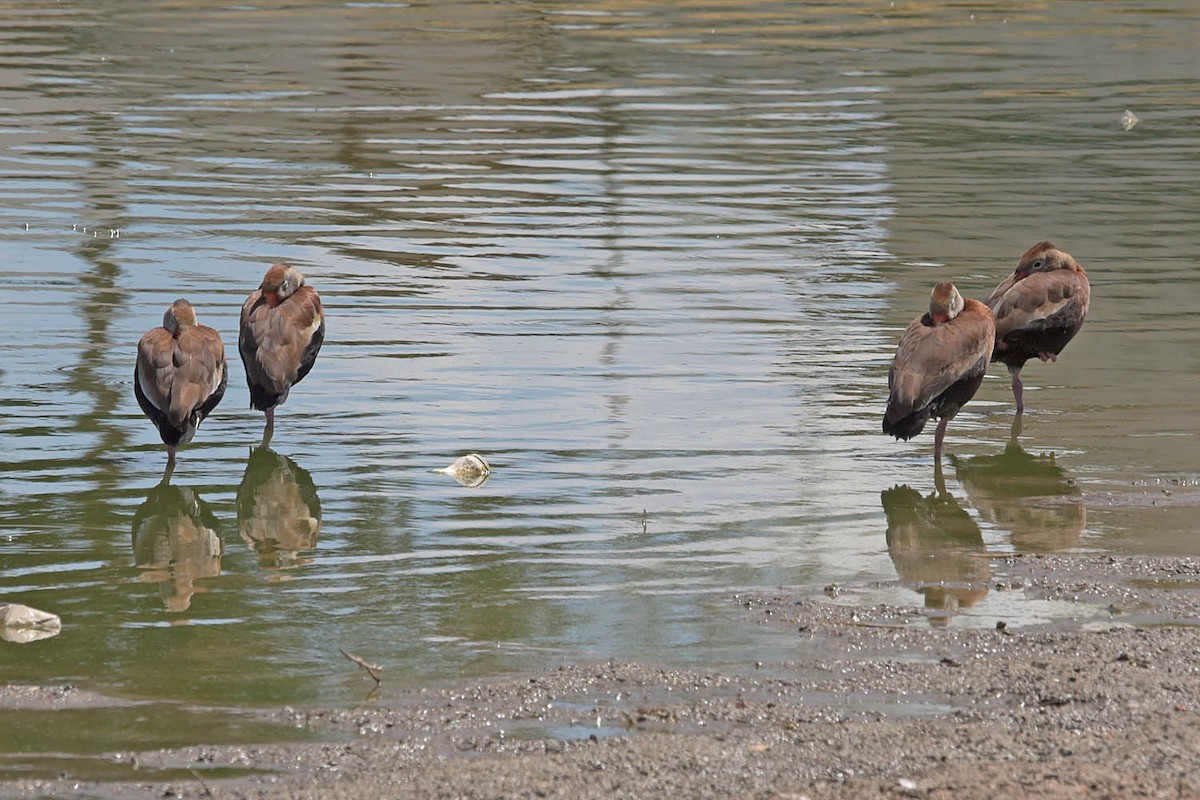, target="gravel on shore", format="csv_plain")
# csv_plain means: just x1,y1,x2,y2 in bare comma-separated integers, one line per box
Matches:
5,554,1200,799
